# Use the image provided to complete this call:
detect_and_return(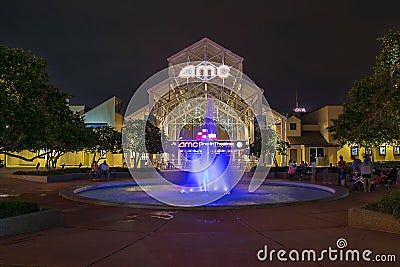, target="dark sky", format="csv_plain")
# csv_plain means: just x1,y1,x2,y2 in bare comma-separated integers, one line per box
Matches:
1,1,399,114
